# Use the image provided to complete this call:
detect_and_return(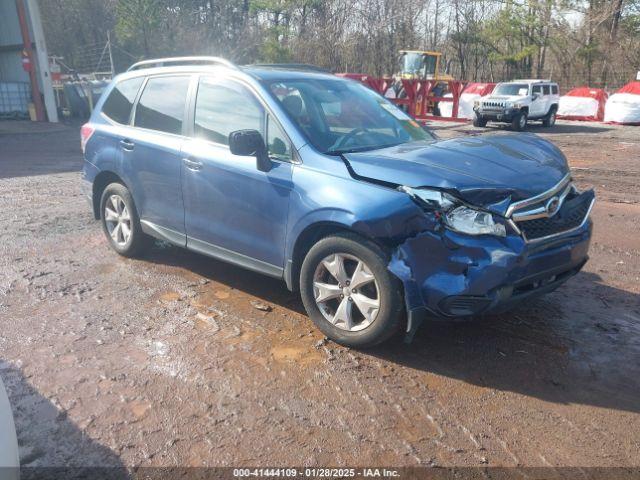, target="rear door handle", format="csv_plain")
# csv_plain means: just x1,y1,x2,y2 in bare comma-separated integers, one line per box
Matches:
120,139,135,151
183,157,203,171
